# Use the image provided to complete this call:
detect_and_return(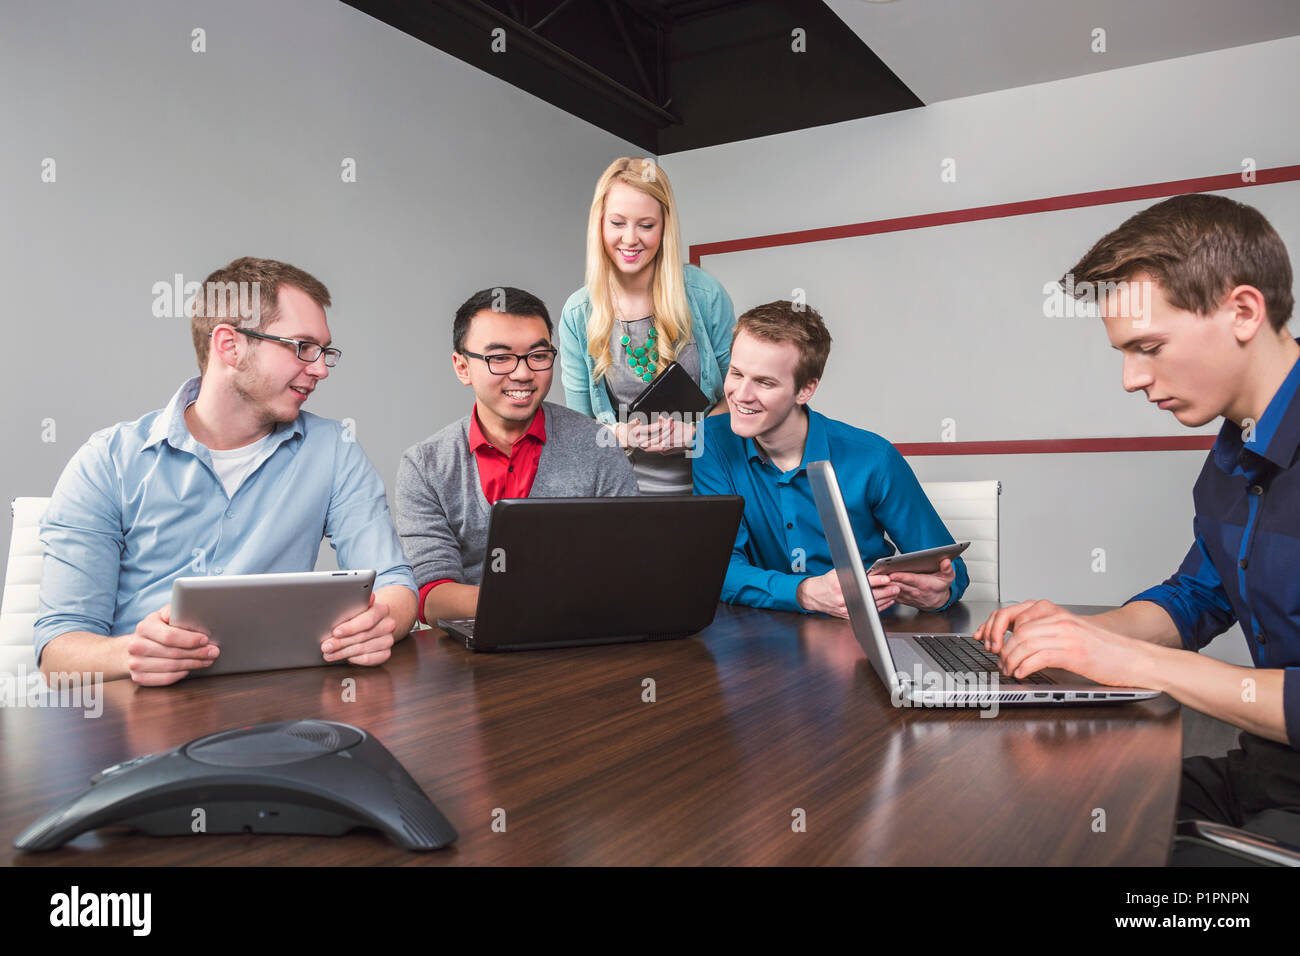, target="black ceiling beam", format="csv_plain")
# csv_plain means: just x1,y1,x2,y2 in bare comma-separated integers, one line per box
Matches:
343,0,923,155
662,0,754,20
604,0,659,102
656,0,922,153
531,0,578,33
620,0,676,30
343,0,675,150
438,0,677,123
